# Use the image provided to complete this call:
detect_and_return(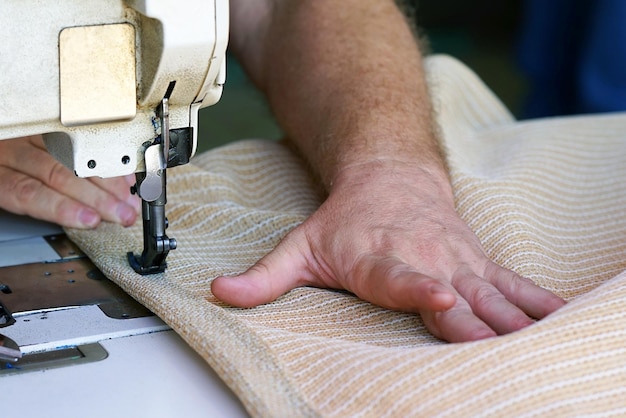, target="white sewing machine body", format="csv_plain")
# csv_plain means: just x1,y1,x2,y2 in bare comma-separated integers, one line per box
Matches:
0,0,228,178
2,0,230,274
